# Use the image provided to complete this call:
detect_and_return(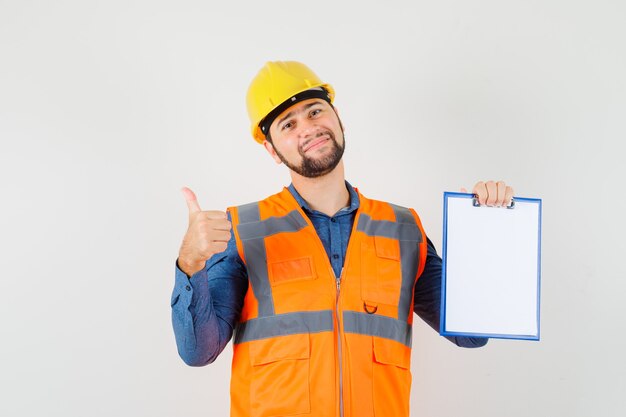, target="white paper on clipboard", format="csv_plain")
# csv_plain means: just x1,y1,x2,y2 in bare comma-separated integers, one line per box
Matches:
440,192,542,340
